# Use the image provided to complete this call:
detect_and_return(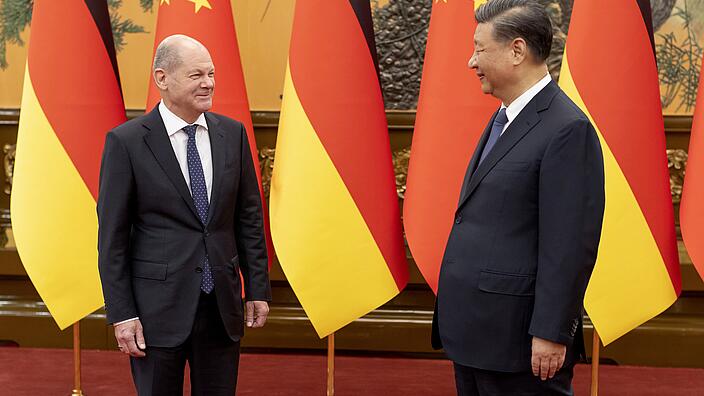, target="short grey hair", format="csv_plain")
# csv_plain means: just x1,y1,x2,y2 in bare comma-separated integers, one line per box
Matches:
475,0,553,62
152,34,204,71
